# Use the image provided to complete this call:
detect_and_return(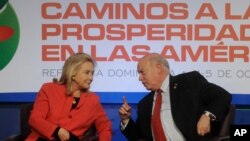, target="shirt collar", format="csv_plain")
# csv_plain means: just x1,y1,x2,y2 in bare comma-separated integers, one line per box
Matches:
160,74,169,93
